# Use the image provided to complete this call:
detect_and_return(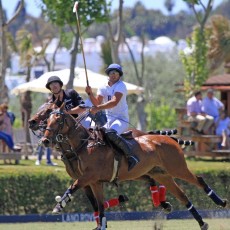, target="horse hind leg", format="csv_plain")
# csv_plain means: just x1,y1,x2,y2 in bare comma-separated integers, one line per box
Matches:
174,166,227,208
165,155,227,209
150,173,208,230
196,176,227,208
